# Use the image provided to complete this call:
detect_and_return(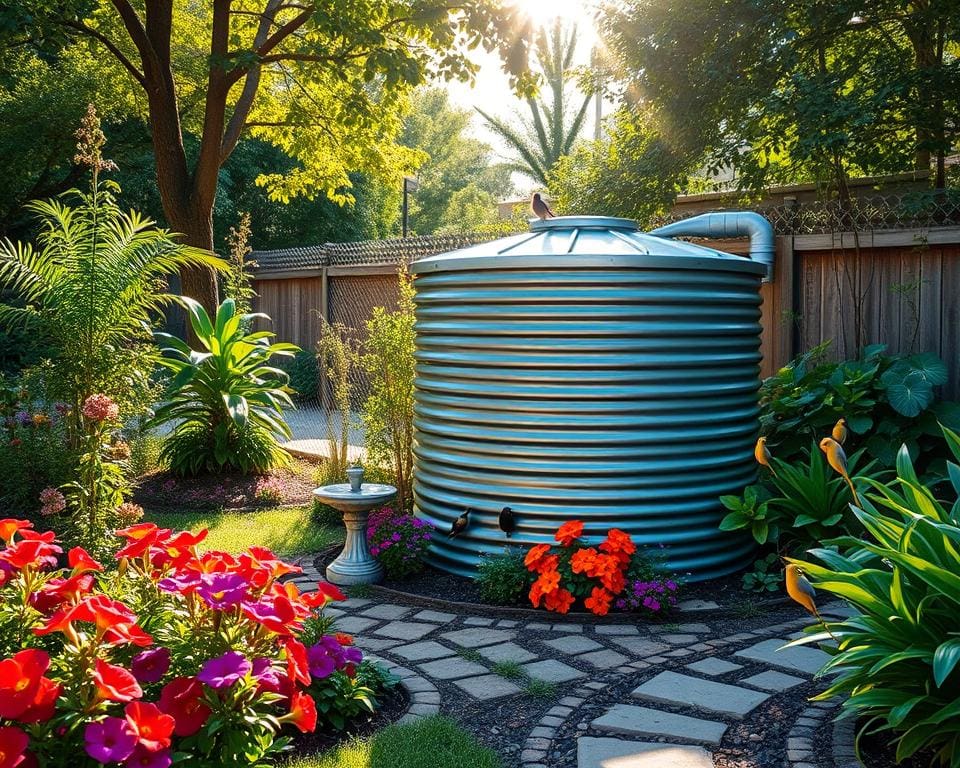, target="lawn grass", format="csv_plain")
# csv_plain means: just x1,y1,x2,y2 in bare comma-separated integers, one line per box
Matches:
284,715,502,768
142,504,341,557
